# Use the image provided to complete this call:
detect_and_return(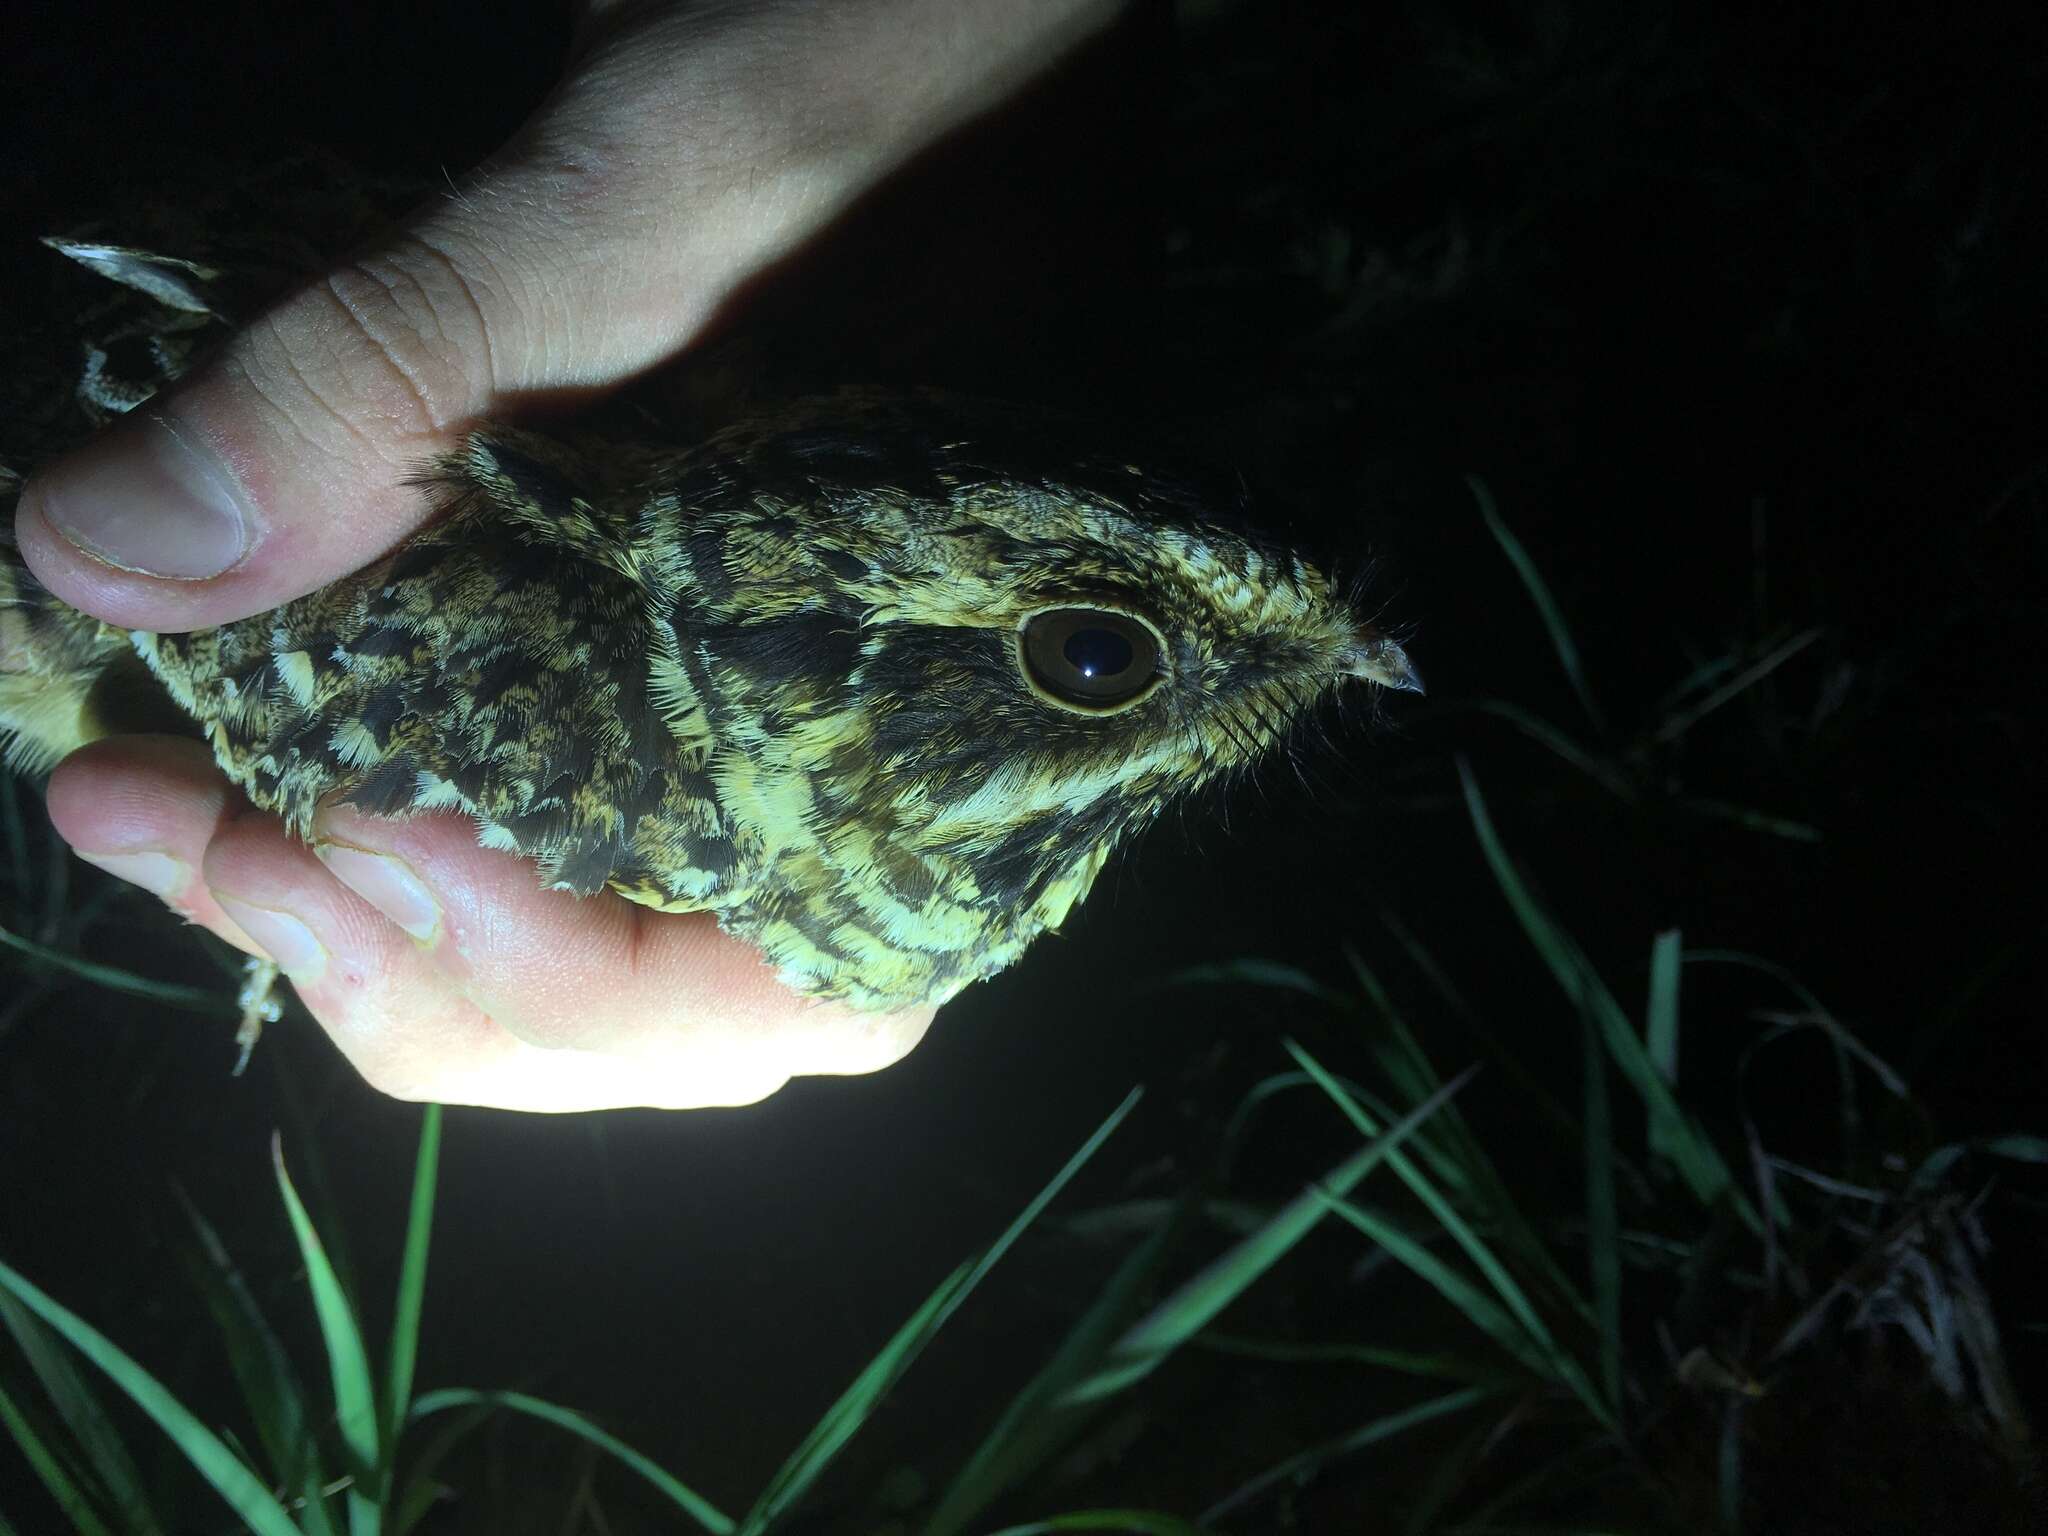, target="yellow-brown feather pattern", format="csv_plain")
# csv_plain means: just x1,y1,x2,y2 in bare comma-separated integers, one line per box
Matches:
3,390,1416,1010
